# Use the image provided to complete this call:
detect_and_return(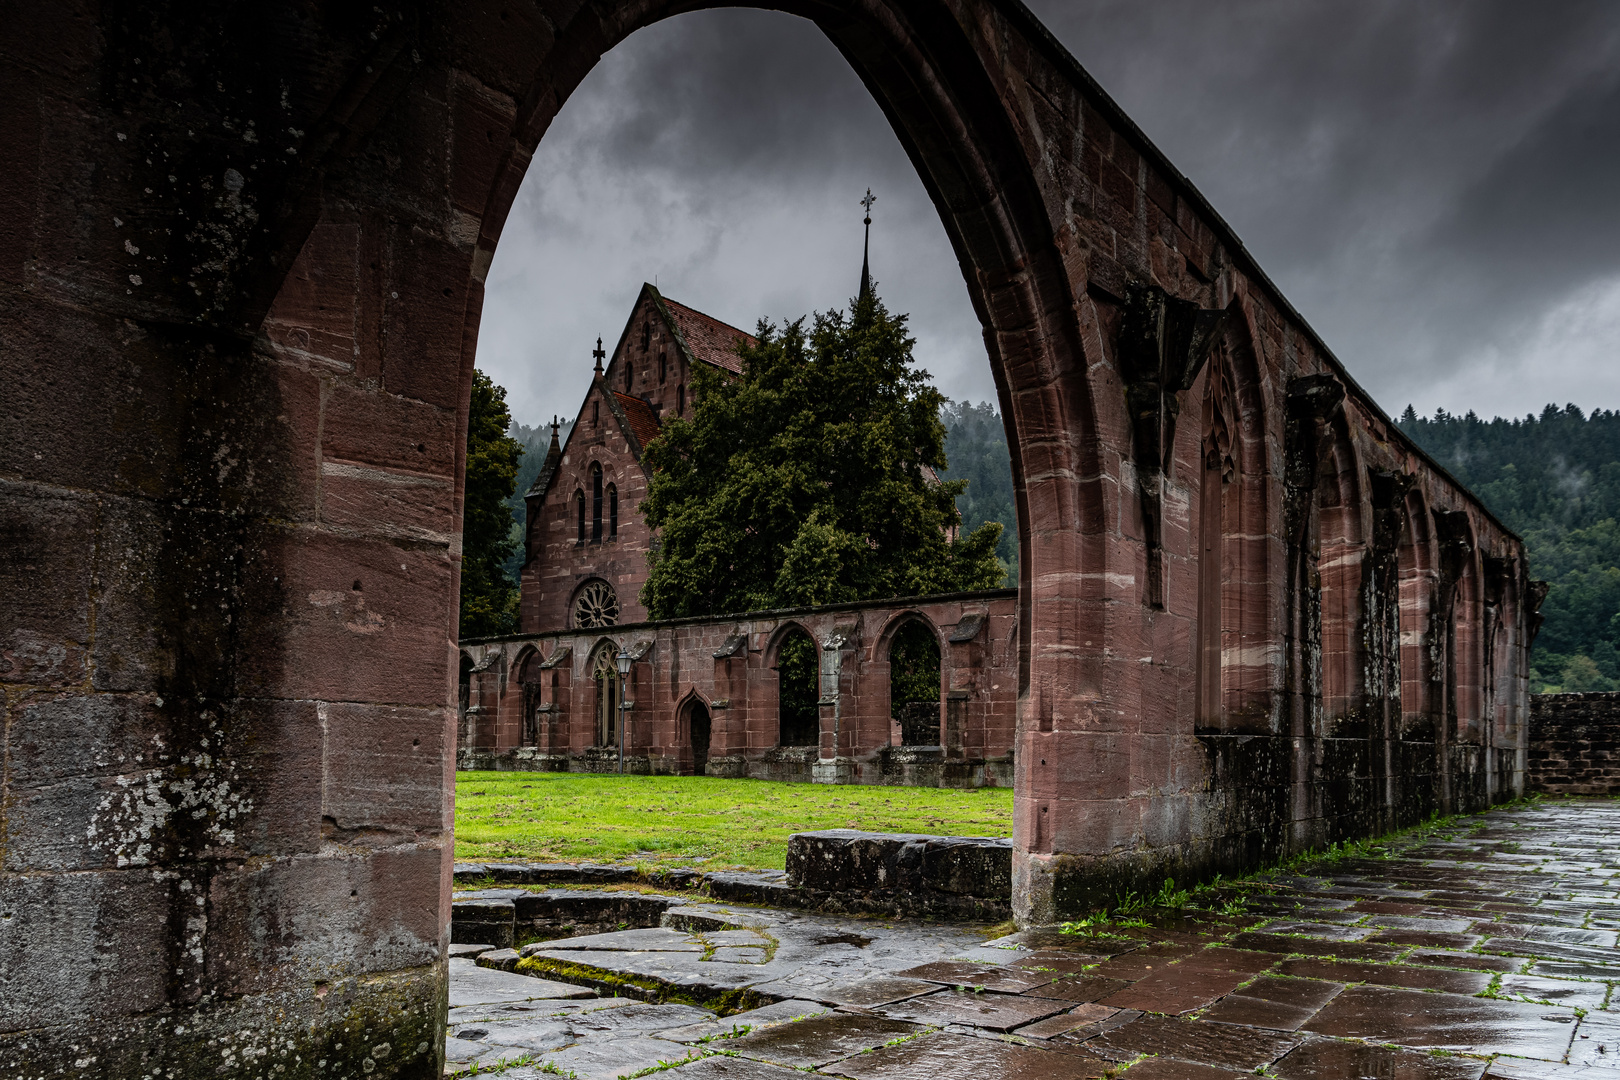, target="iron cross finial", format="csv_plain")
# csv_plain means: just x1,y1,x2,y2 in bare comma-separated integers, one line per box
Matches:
861,188,876,221
592,336,605,372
